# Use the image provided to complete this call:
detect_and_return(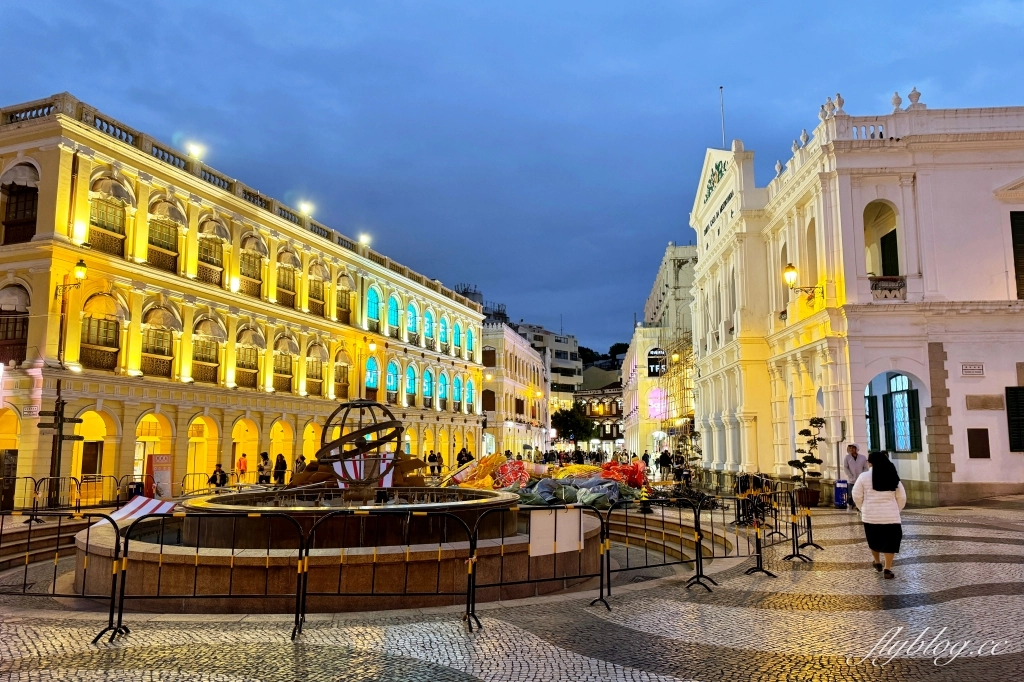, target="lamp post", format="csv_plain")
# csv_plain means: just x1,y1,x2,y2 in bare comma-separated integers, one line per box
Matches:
782,263,823,301
46,260,87,505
